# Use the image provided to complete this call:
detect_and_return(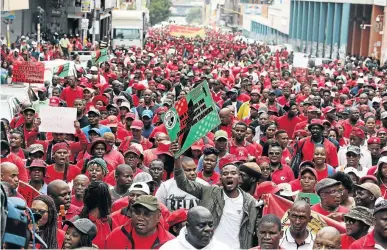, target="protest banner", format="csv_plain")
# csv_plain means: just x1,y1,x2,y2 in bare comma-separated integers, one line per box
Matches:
12,61,45,83
53,62,70,77
296,192,321,205
18,181,40,207
262,193,346,234
39,106,77,134
169,25,205,38
92,48,108,65
163,81,221,157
